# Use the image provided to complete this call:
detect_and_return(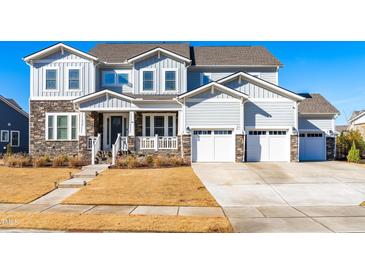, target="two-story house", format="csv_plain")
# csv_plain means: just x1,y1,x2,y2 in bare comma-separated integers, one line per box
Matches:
23,43,339,164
